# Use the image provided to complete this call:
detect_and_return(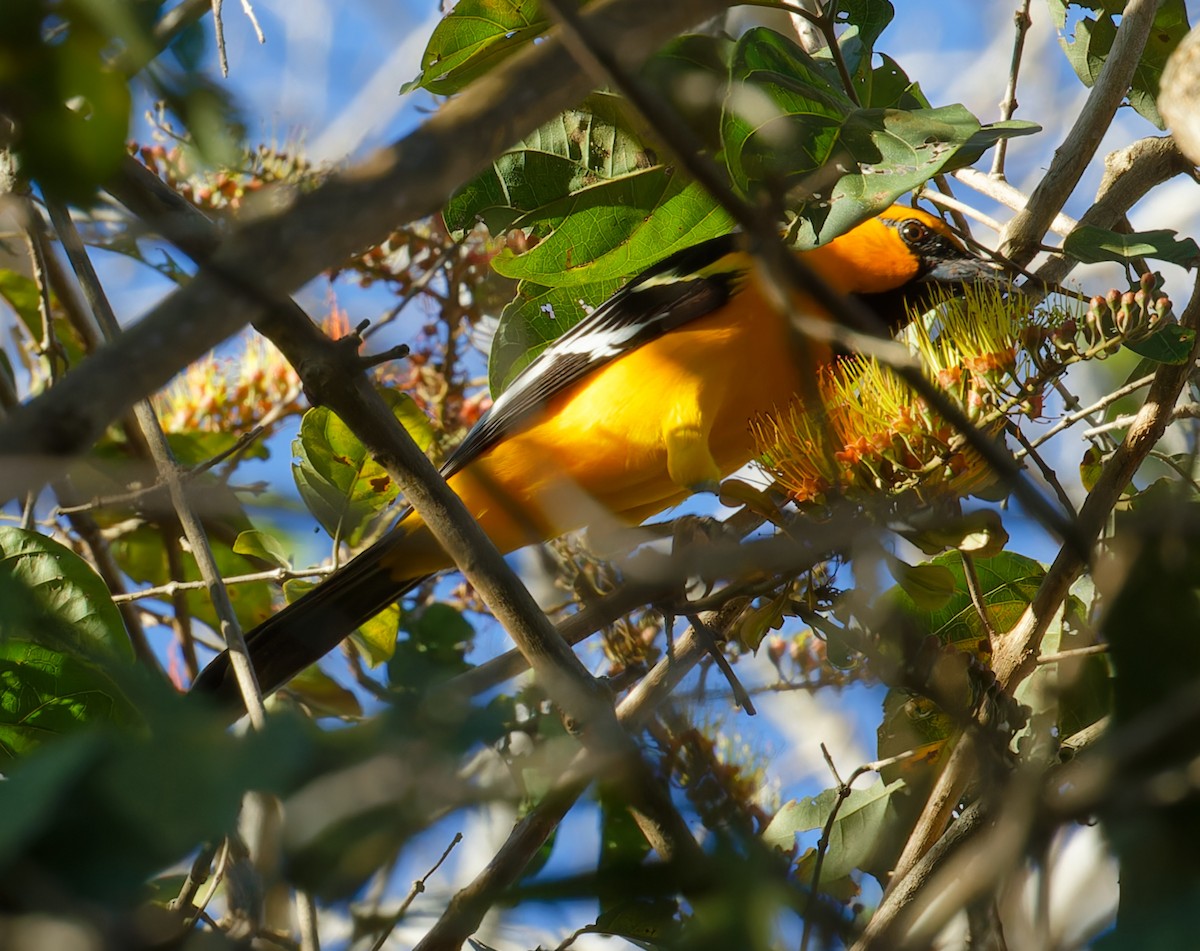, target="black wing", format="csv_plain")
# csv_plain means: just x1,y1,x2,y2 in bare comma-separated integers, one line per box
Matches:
440,233,749,480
